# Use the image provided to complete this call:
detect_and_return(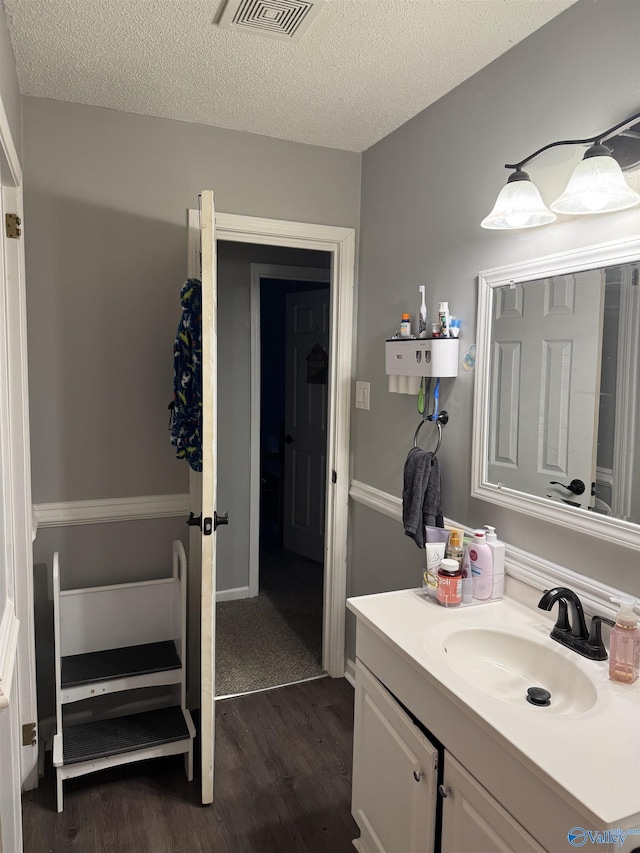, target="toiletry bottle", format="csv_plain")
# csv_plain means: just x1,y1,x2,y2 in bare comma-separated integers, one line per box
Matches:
445,529,463,569
418,286,428,338
469,529,493,599
484,525,505,600
608,597,640,685
461,545,473,603
438,301,450,338
400,313,412,337
436,558,462,607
